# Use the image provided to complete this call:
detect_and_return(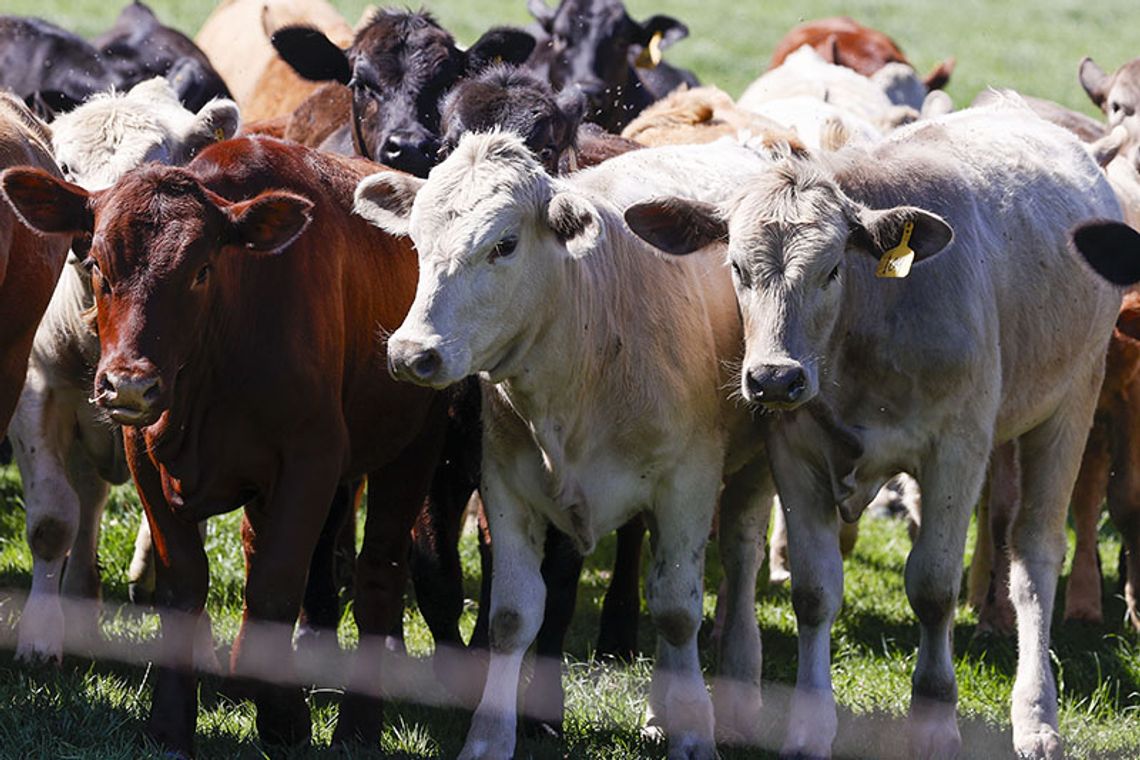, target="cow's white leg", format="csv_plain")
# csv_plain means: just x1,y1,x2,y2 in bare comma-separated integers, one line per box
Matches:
128,513,156,605
769,440,842,759
13,380,79,664
768,502,790,584
60,445,109,653
459,479,546,760
1009,401,1096,760
645,466,718,760
906,439,987,759
713,456,773,746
